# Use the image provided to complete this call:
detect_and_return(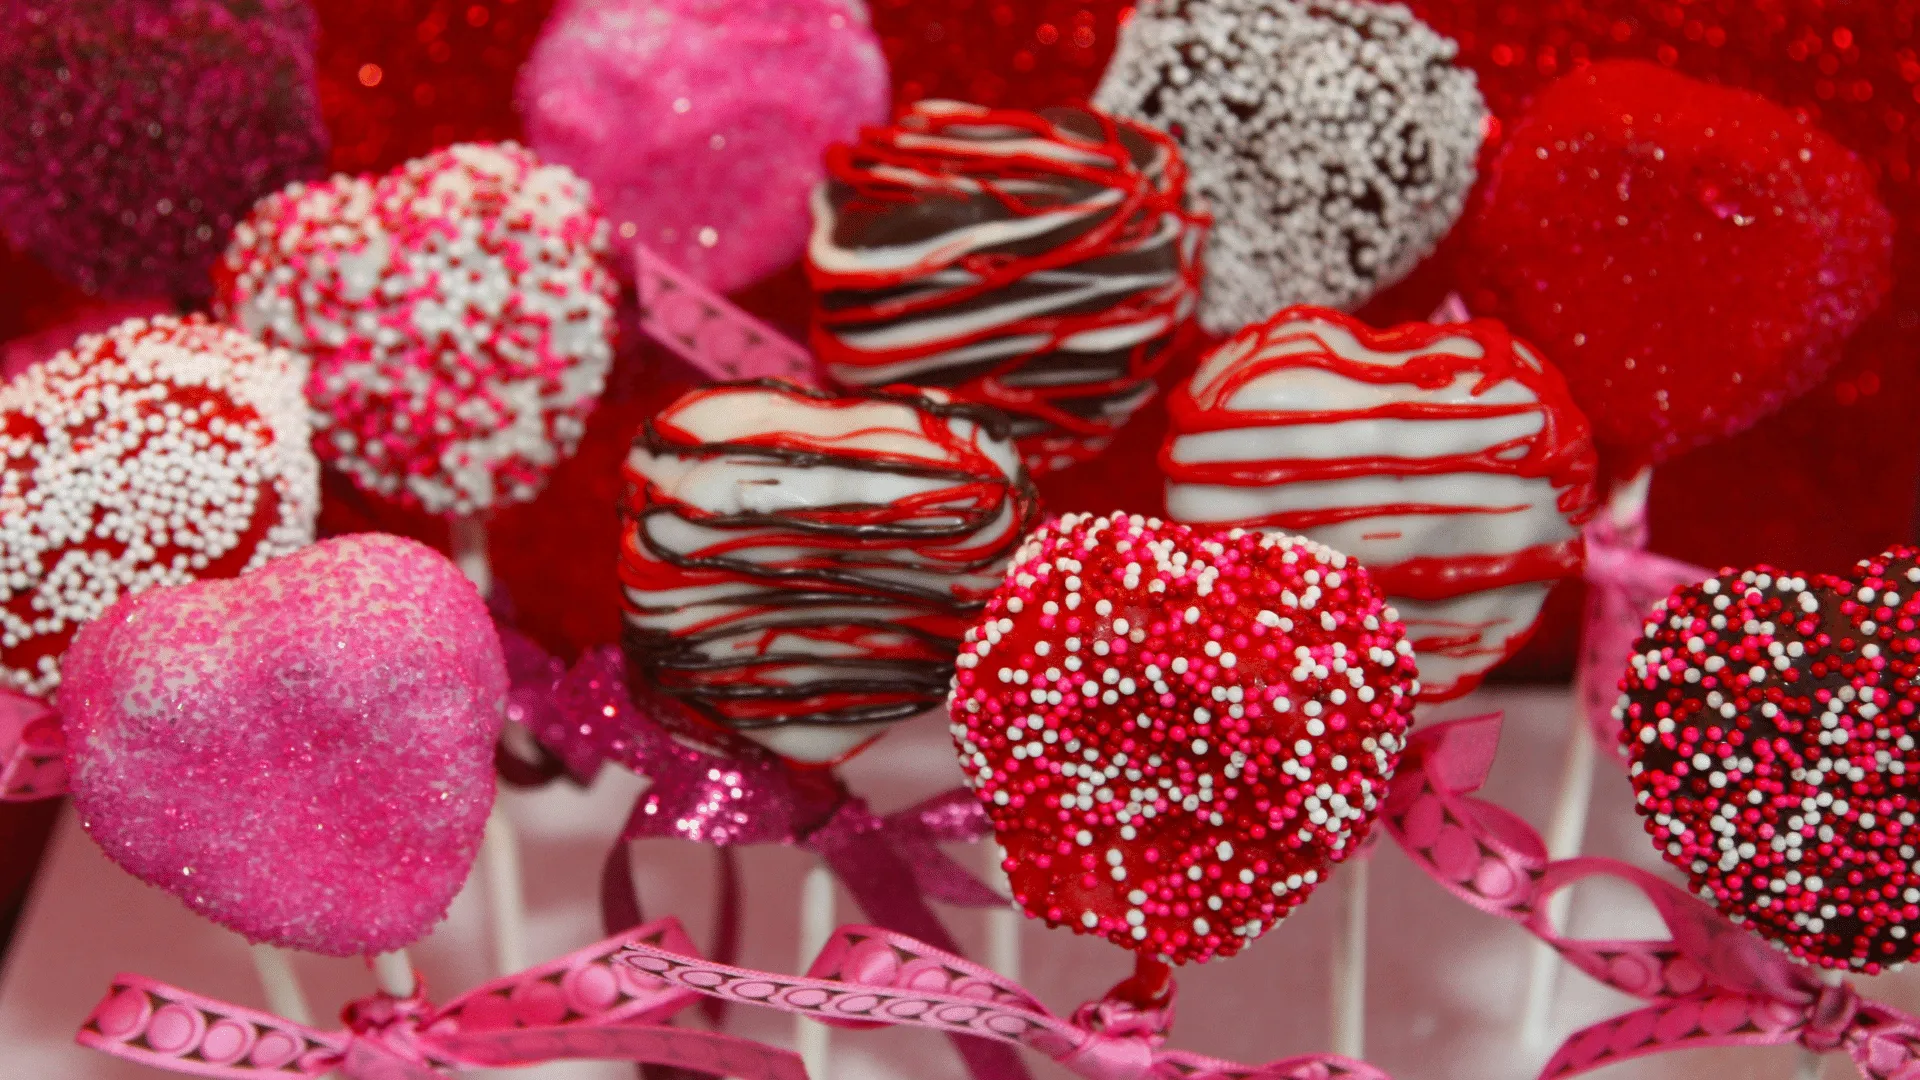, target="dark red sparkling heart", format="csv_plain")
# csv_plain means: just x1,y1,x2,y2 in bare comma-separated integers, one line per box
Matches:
1619,545,1920,972
948,512,1419,964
